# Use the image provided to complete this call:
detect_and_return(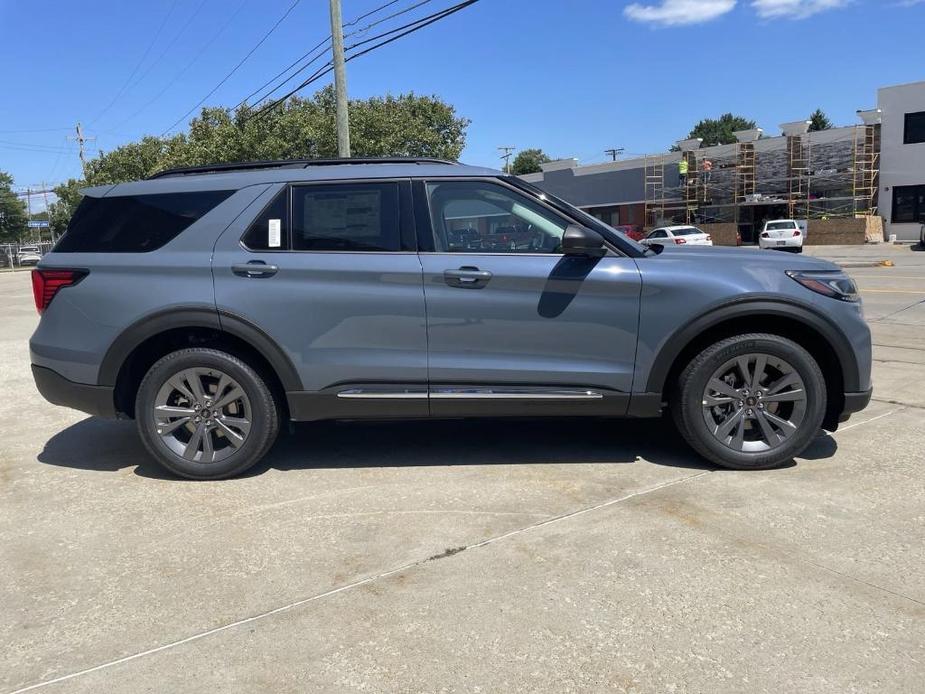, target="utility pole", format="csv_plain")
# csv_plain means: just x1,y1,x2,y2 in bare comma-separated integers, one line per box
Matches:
67,122,96,167
605,147,624,161
329,0,351,157
498,146,515,173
